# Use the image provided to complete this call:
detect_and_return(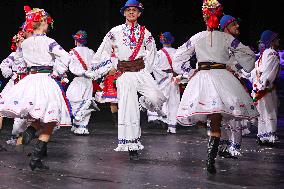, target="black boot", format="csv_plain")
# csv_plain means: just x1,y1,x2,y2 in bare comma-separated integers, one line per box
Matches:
0,129,7,152
129,150,139,160
29,140,49,171
207,136,220,174
111,112,118,127
42,143,48,157
22,126,37,145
